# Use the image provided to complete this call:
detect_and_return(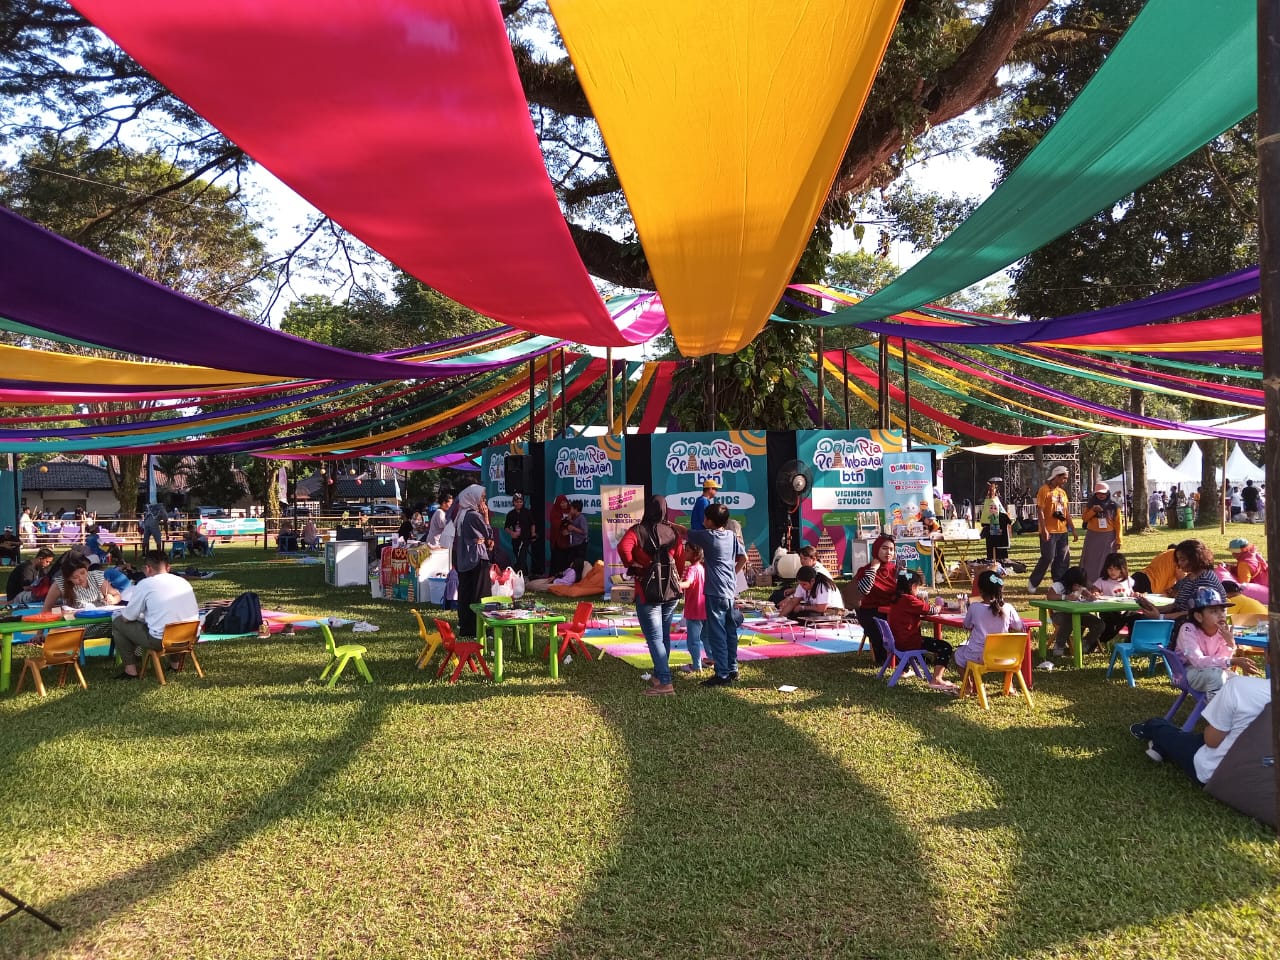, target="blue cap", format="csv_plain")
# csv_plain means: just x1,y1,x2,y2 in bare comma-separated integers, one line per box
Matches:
1191,586,1226,611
